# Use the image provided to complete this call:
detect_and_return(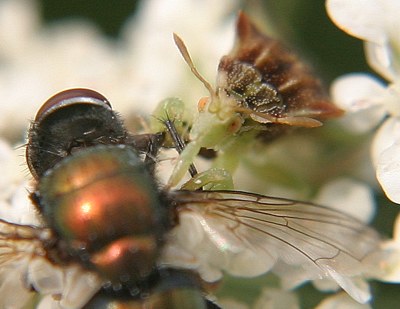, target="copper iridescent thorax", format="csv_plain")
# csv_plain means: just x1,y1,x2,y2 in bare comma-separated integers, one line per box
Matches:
36,145,167,286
